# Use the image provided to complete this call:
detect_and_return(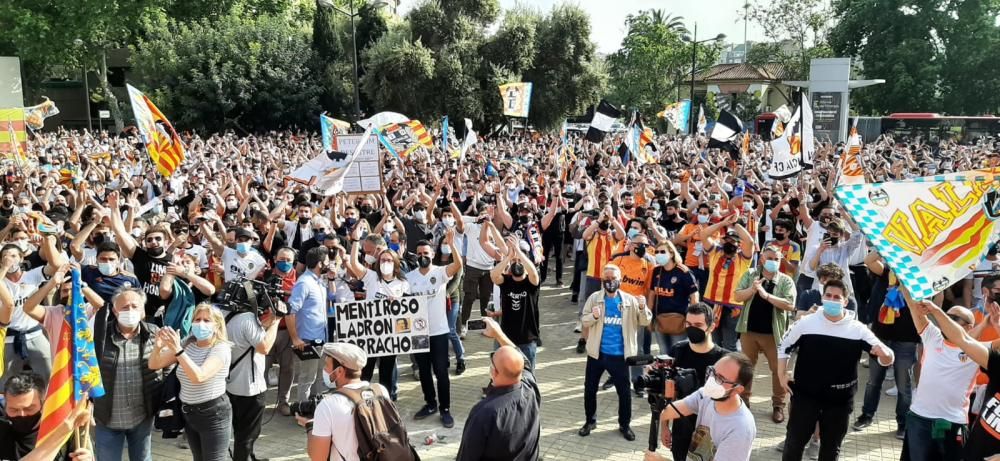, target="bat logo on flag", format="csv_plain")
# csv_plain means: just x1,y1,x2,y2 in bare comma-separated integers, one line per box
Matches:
932,278,950,292
868,188,890,207
985,190,1000,220
326,150,348,162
